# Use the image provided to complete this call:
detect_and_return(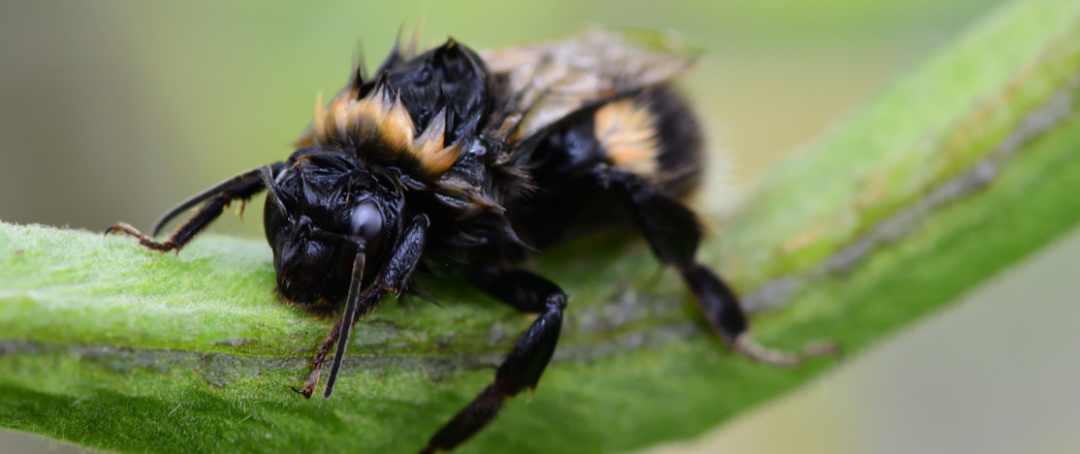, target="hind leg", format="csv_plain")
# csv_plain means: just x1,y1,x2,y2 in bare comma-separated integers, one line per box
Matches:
605,169,836,365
